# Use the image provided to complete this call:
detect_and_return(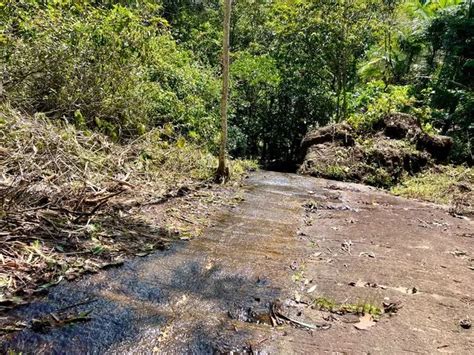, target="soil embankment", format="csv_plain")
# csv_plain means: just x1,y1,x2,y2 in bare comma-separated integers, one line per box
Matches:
298,113,453,187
